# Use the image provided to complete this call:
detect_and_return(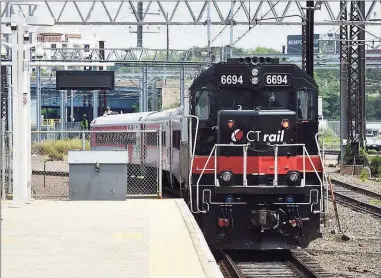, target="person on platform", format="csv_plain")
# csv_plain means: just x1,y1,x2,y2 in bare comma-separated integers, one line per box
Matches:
81,114,89,130
103,107,118,116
